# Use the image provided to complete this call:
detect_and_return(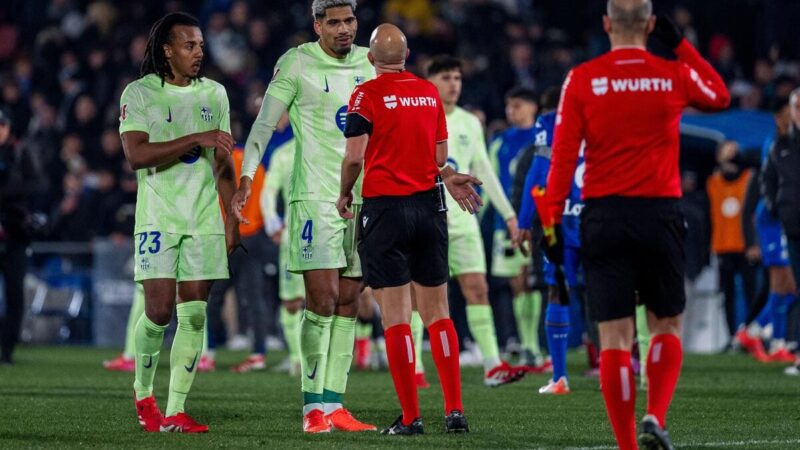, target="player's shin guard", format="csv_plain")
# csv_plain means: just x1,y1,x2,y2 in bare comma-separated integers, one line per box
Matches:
125,284,146,359
646,334,682,428
411,311,425,374
300,310,332,413
466,304,502,371
545,304,570,381
133,314,167,400
323,316,356,414
166,301,206,417
385,324,420,425
280,307,302,364
600,349,637,450
429,318,463,413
